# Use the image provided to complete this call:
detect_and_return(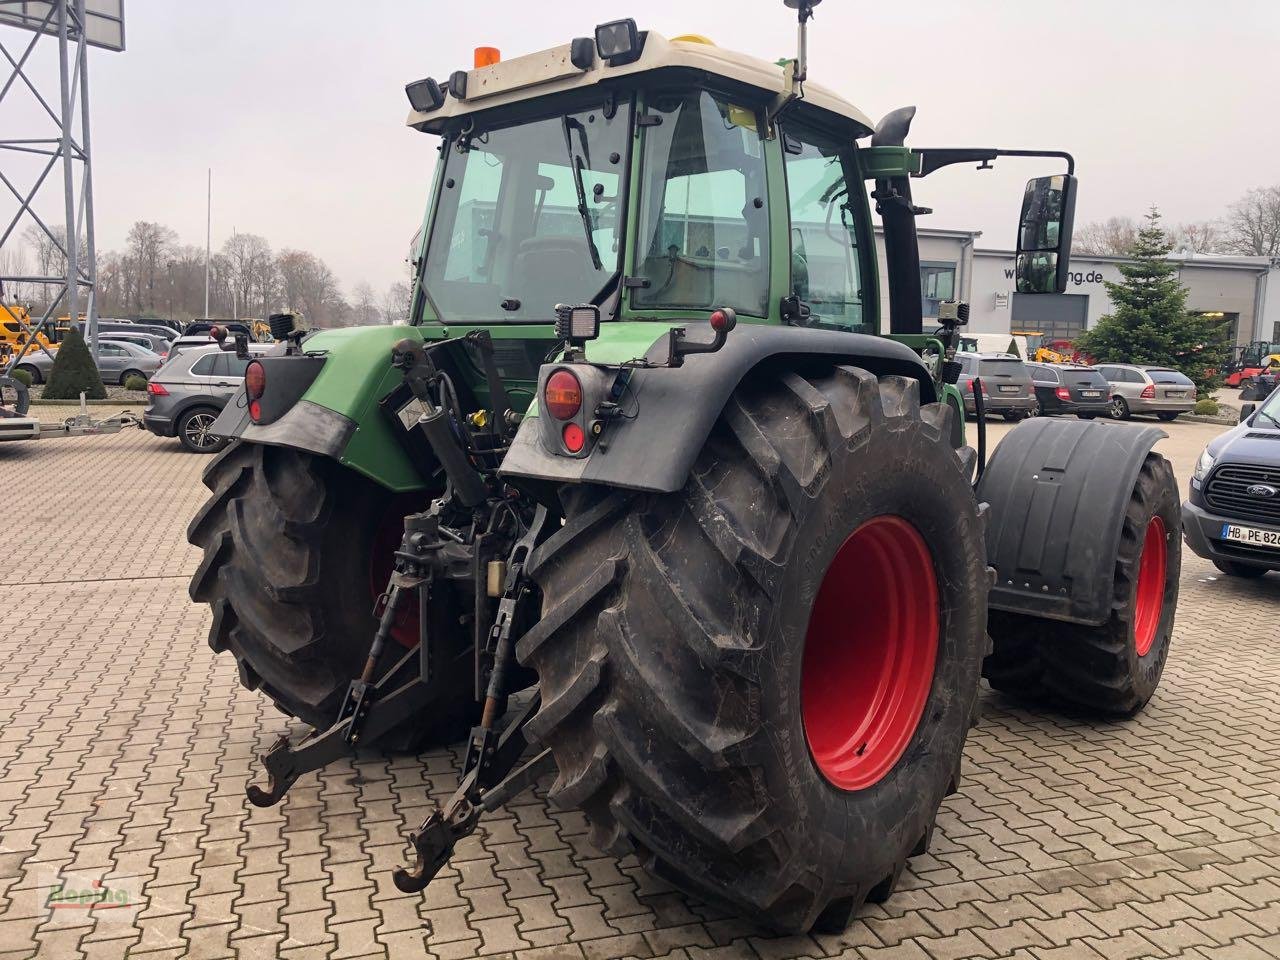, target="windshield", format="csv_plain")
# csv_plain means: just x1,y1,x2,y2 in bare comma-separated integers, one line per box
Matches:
420,101,630,323
1256,386,1280,426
